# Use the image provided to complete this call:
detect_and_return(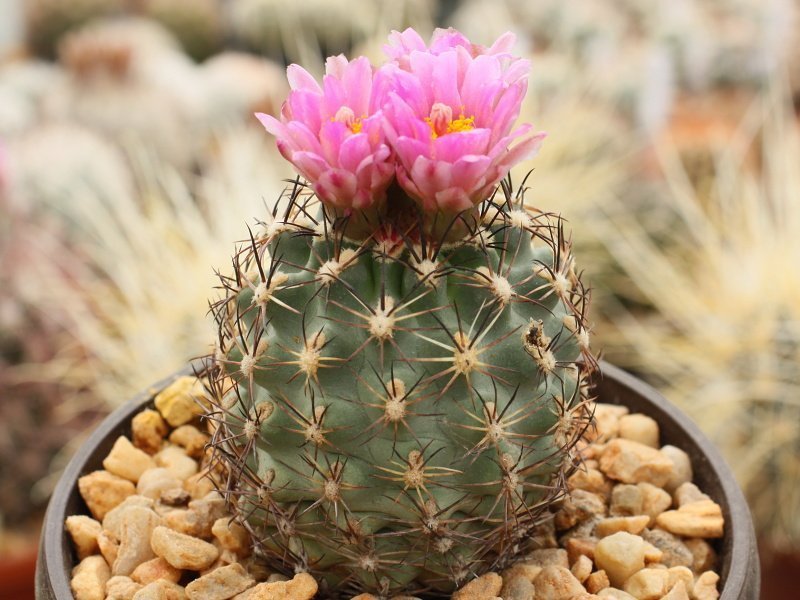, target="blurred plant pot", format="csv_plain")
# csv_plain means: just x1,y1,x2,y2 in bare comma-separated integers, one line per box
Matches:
34,362,760,599
0,541,37,600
